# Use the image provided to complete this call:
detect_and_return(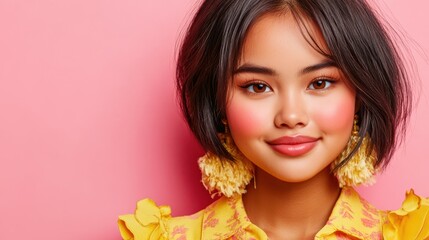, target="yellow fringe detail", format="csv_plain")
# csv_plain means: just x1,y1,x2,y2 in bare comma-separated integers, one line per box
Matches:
198,136,254,198
333,133,377,188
